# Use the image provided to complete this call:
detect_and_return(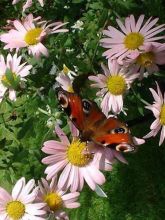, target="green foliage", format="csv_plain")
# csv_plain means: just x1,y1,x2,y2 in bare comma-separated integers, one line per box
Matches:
0,0,165,219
